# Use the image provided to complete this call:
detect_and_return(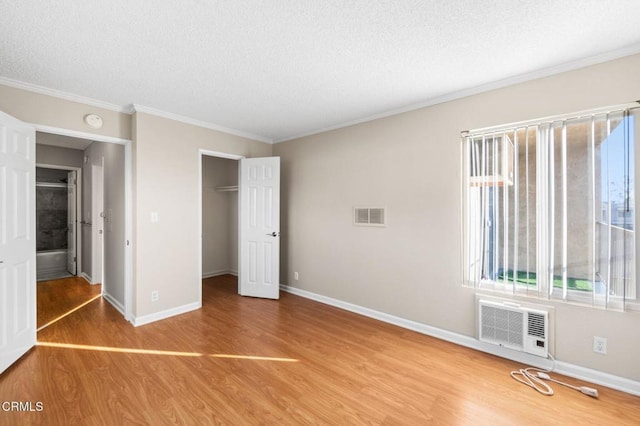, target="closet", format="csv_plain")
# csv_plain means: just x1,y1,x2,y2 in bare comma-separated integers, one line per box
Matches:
201,156,239,278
